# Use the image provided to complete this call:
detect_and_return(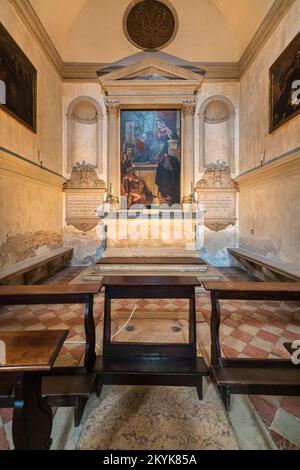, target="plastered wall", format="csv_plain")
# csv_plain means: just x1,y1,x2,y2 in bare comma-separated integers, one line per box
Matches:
238,1,300,266
0,0,63,172
0,1,64,267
